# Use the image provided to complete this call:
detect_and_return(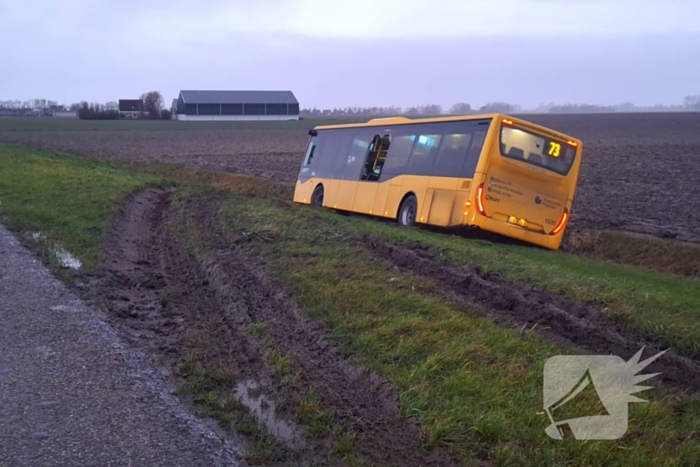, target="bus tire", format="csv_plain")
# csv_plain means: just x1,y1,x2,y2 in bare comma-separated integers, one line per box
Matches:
398,195,417,227
311,185,324,208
